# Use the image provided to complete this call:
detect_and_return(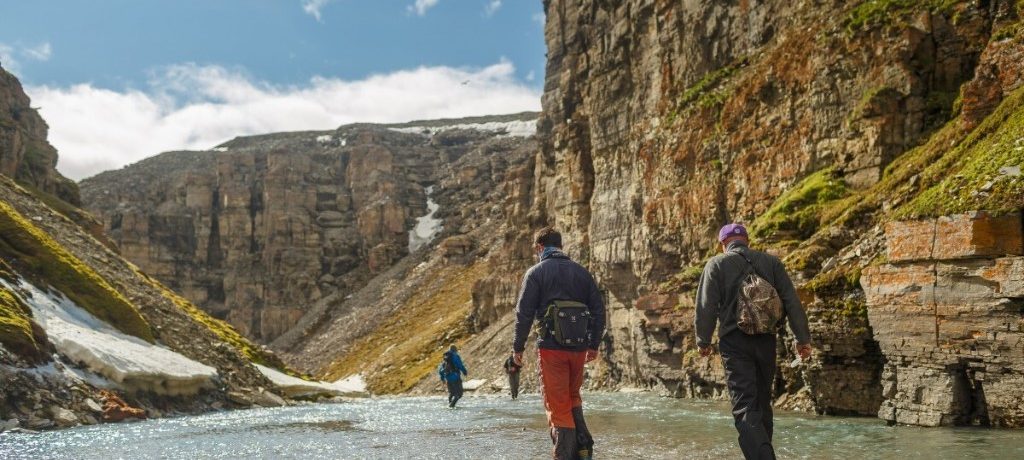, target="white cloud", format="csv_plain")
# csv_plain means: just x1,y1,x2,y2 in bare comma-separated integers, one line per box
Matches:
302,0,331,22
24,42,52,61
532,12,545,26
0,41,53,74
408,0,439,16
26,60,541,180
484,0,502,17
